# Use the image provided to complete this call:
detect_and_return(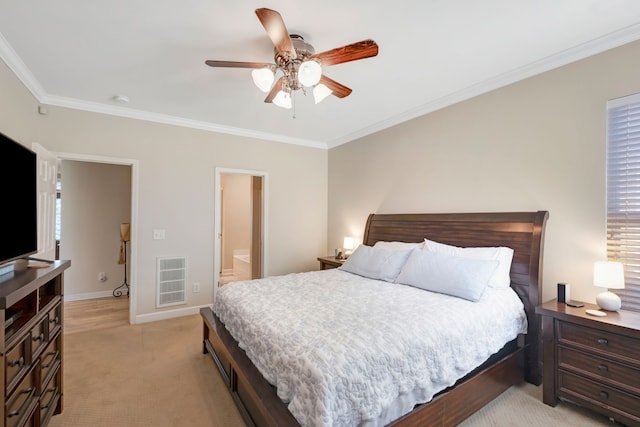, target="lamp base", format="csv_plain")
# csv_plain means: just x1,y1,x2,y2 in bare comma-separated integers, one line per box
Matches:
595,291,621,311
